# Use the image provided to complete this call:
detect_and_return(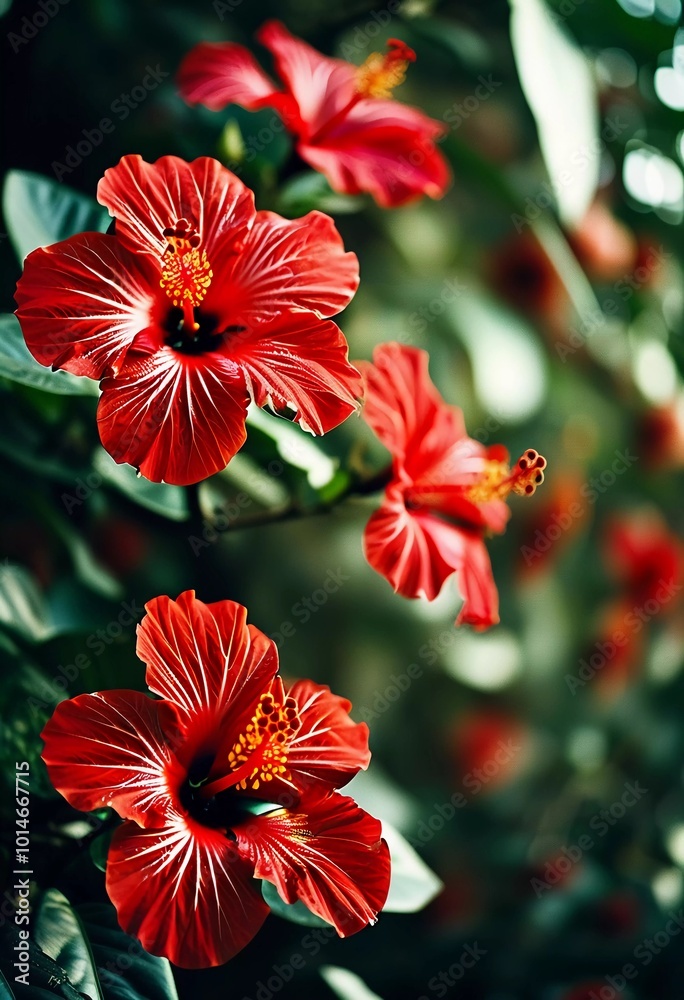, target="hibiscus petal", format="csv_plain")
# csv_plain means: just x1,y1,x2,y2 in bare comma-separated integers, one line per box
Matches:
14,233,157,380
96,344,249,485
285,679,370,791
40,691,184,828
177,41,282,112
107,814,267,968
300,99,450,208
359,343,459,465
363,485,499,627
257,20,357,138
97,154,255,261
235,789,390,936
209,210,359,322
137,592,278,742
231,312,362,436
451,531,500,629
